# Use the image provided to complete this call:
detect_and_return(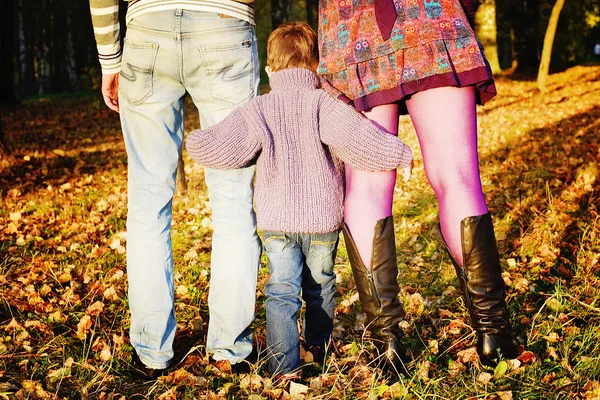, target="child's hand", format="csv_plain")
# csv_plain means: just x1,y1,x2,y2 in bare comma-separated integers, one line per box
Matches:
401,159,414,183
